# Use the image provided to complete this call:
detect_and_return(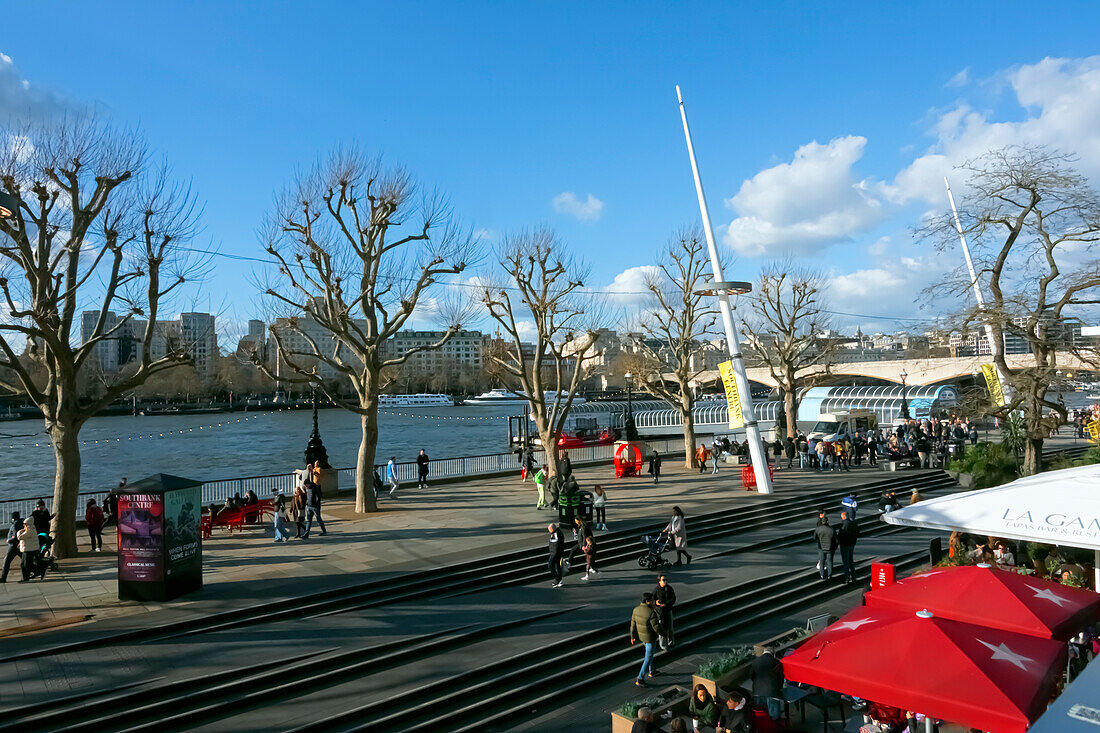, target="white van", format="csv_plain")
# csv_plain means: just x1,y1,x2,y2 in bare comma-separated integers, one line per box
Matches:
806,410,878,442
